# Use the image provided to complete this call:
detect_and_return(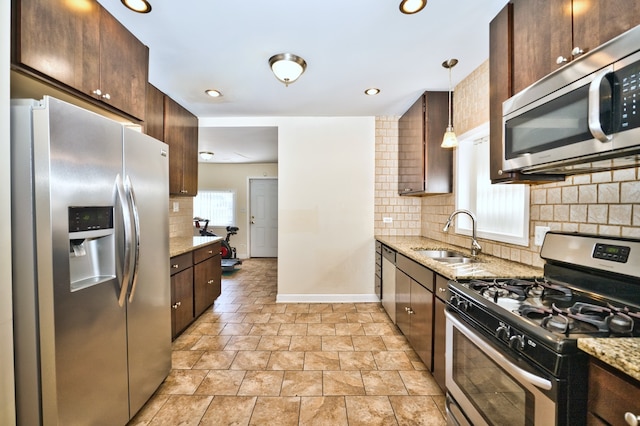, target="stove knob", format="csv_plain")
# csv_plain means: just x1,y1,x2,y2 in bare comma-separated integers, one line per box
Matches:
495,325,510,340
450,295,459,305
509,335,526,351
456,299,469,312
